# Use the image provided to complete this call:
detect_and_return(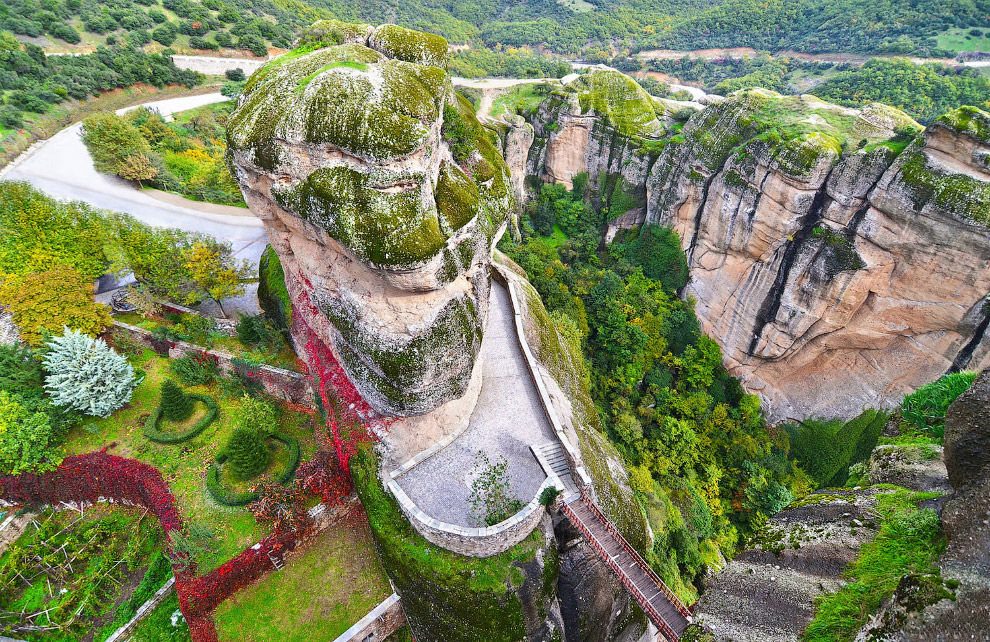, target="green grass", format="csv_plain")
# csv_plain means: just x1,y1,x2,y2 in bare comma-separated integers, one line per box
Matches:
212,518,391,641
170,101,235,127
899,371,977,439
490,83,549,118
129,591,191,642
936,27,990,53
64,349,319,574
802,487,947,642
